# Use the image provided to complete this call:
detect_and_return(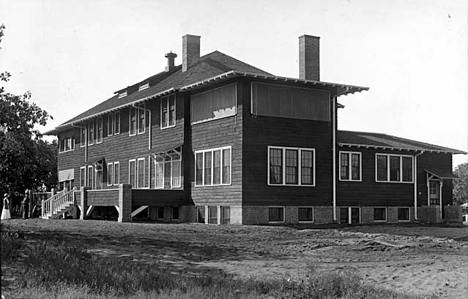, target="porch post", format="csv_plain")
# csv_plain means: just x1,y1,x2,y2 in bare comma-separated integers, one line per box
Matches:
439,181,443,220
118,184,132,223
80,187,88,220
